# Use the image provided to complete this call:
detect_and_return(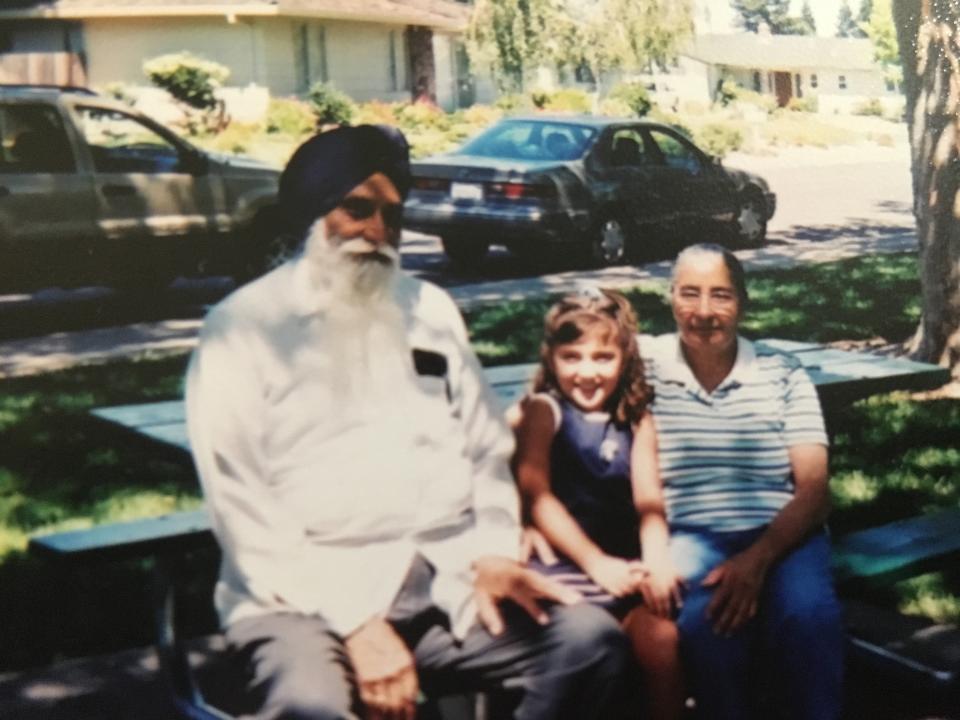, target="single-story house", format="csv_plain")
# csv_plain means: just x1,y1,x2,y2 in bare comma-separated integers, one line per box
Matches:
0,0,474,114
678,32,903,114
